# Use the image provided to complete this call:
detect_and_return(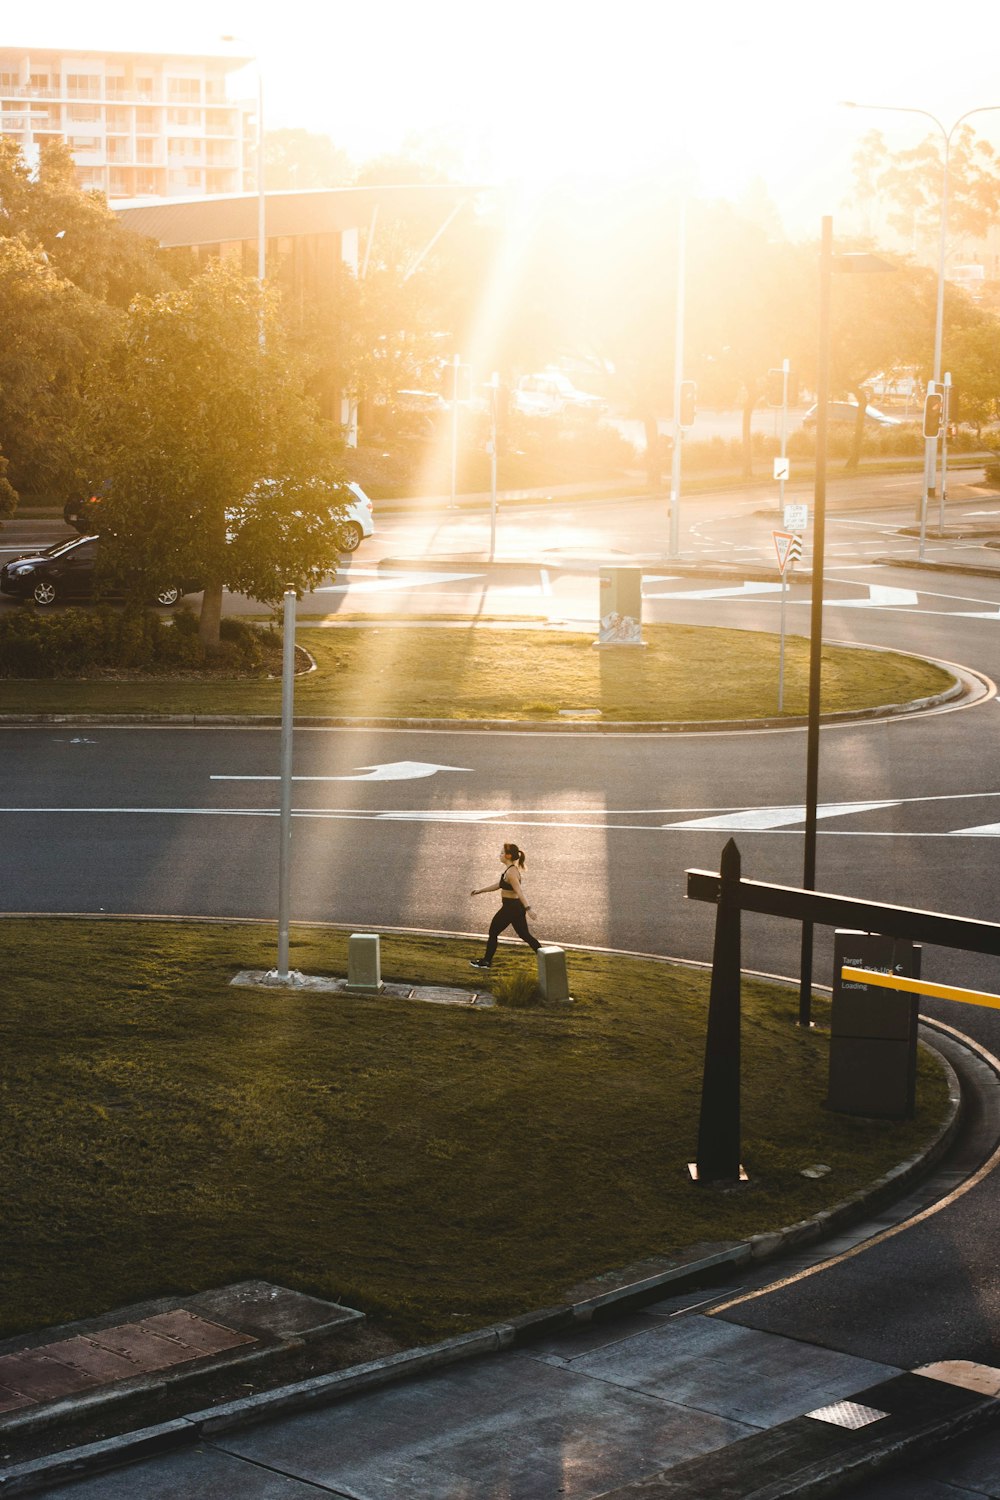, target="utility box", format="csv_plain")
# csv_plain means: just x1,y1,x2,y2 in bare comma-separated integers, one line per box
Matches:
346,933,383,994
594,567,643,647
827,931,920,1119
